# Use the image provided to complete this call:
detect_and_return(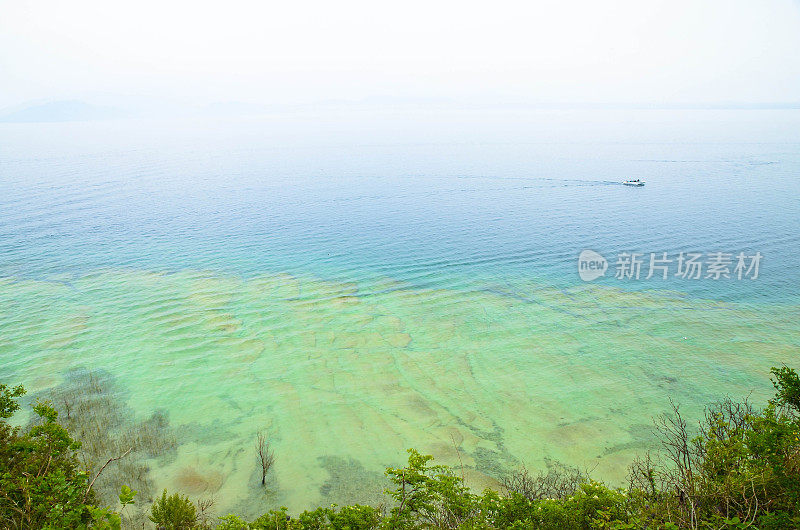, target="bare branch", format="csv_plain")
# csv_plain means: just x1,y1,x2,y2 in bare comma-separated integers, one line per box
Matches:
83,447,132,502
